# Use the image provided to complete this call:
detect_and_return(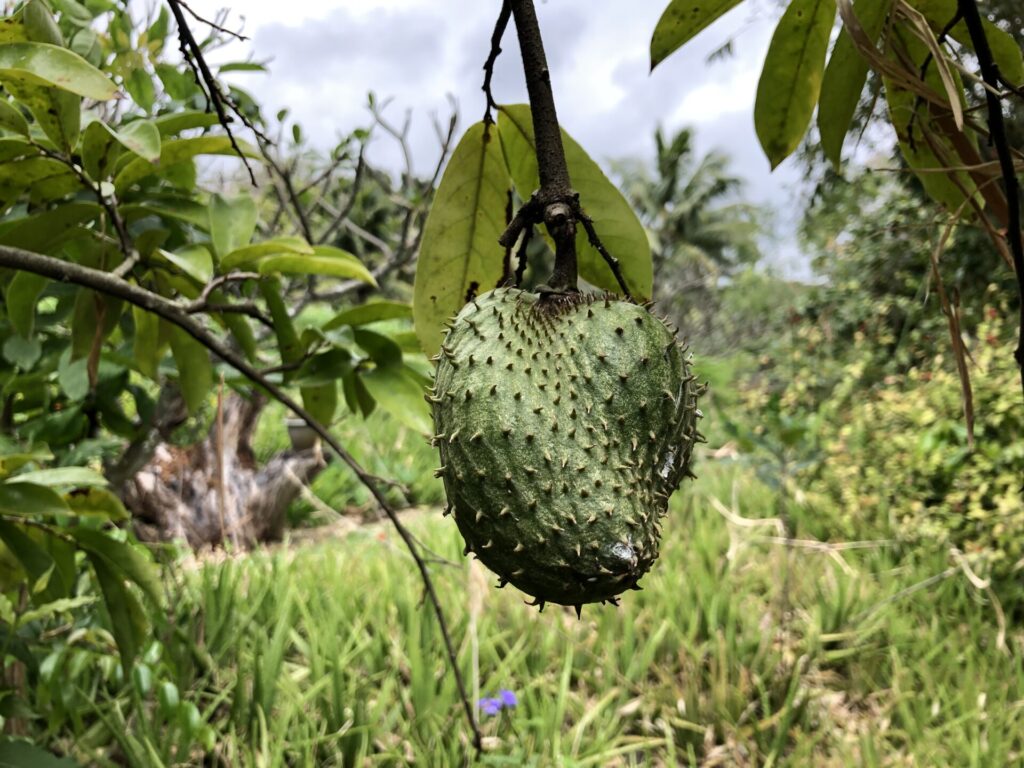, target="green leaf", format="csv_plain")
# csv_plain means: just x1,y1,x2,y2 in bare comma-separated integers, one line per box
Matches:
82,119,161,177
209,193,258,259
0,447,53,479
258,246,375,283
0,202,99,253
0,98,28,136
361,366,431,434
323,300,412,330
498,104,652,299
65,487,128,520
0,519,63,603
72,527,161,606
157,245,213,283
292,349,352,386
650,0,744,69
300,383,337,425
0,740,81,767
353,328,403,368
13,467,106,487
152,110,220,136
754,0,837,168
0,157,78,211
0,481,70,517
413,121,510,357
87,552,146,670
818,0,892,167
1,335,40,369
132,306,162,379
114,136,258,193
17,594,95,626
219,236,313,271
166,324,211,415
0,42,116,99
5,271,46,337
125,64,155,113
